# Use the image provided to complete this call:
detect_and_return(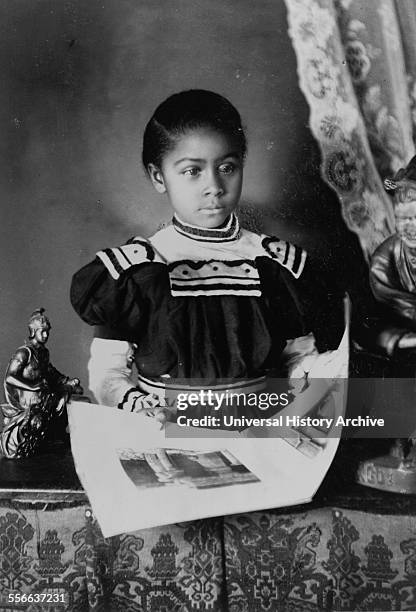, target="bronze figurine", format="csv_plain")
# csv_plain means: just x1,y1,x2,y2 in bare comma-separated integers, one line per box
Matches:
357,156,416,493
1,308,83,458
